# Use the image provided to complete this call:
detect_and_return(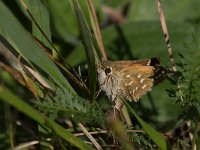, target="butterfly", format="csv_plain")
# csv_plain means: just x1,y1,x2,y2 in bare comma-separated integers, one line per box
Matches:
97,58,169,108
